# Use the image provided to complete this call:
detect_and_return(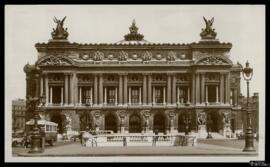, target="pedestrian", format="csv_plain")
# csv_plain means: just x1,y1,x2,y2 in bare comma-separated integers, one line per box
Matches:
82,126,91,147
123,136,127,147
